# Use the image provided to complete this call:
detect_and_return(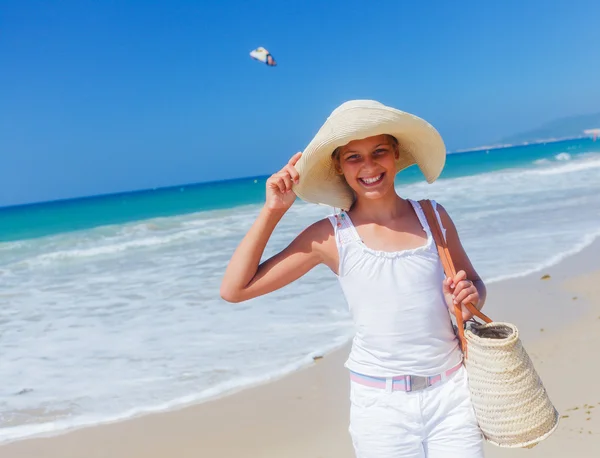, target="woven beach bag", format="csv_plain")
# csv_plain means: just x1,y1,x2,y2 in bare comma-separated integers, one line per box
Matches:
420,200,560,448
